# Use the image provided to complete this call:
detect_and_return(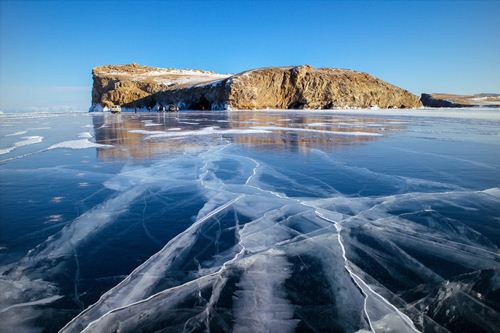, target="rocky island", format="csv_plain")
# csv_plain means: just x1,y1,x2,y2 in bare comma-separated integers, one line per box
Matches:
90,64,423,111
420,93,500,108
